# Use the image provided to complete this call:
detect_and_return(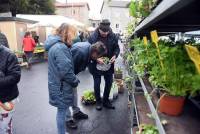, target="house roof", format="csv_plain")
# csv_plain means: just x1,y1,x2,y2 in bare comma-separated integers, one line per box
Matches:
0,17,37,24
55,2,90,10
100,0,130,13
109,0,131,8
16,14,85,27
